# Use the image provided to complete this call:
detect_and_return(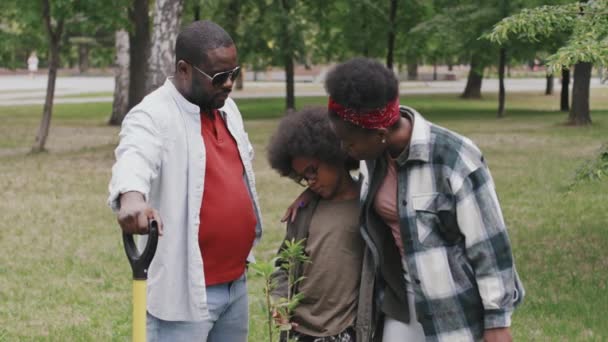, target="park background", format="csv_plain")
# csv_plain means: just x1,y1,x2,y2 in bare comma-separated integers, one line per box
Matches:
1,0,607,340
